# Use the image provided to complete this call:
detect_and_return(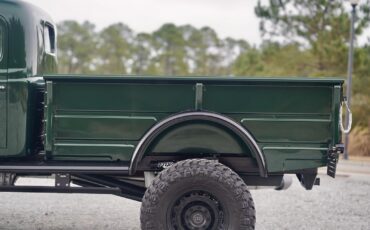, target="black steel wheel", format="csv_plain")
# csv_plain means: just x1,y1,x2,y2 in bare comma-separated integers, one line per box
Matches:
140,159,255,230
170,190,224,229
